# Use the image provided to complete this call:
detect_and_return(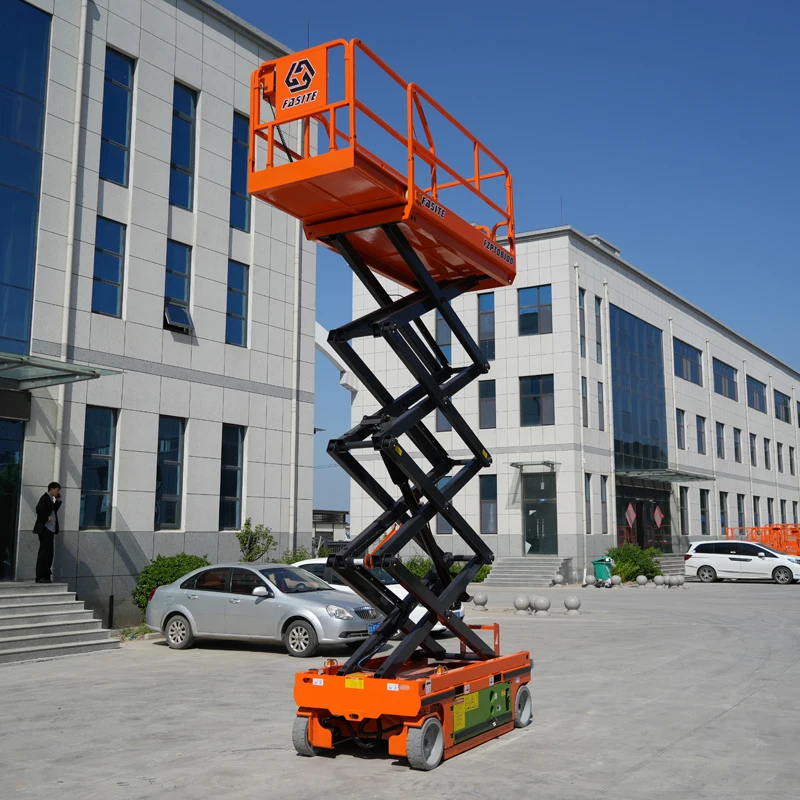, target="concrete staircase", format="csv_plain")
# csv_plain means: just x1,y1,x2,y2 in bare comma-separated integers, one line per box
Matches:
656,555,686,576
482,556,565,587
0,582,120,665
